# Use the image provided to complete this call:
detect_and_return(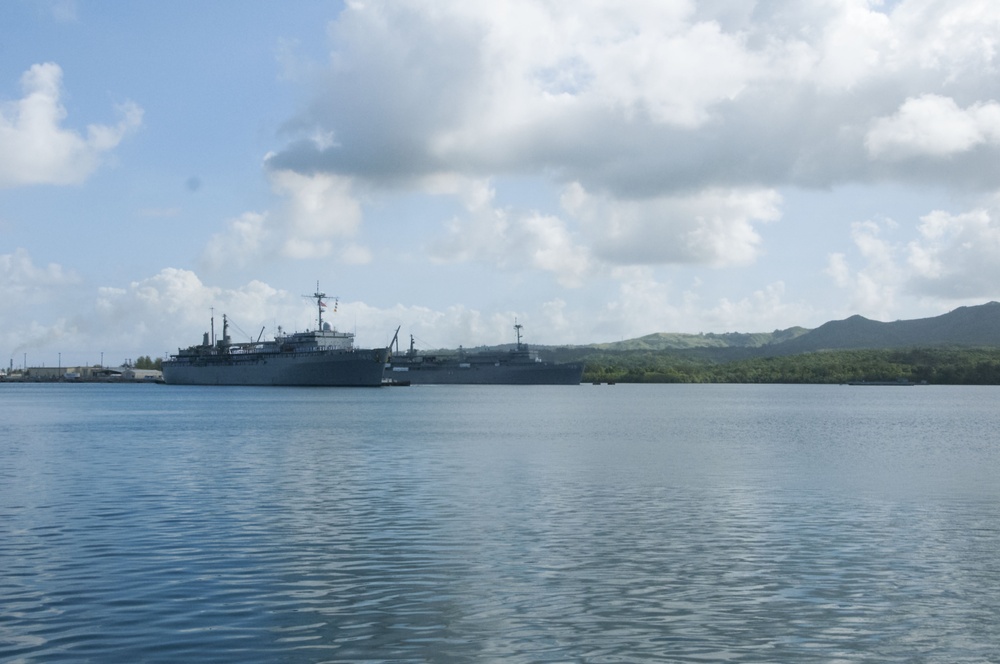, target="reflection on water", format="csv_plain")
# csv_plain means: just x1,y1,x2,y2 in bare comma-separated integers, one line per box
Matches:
2,383,1000,662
